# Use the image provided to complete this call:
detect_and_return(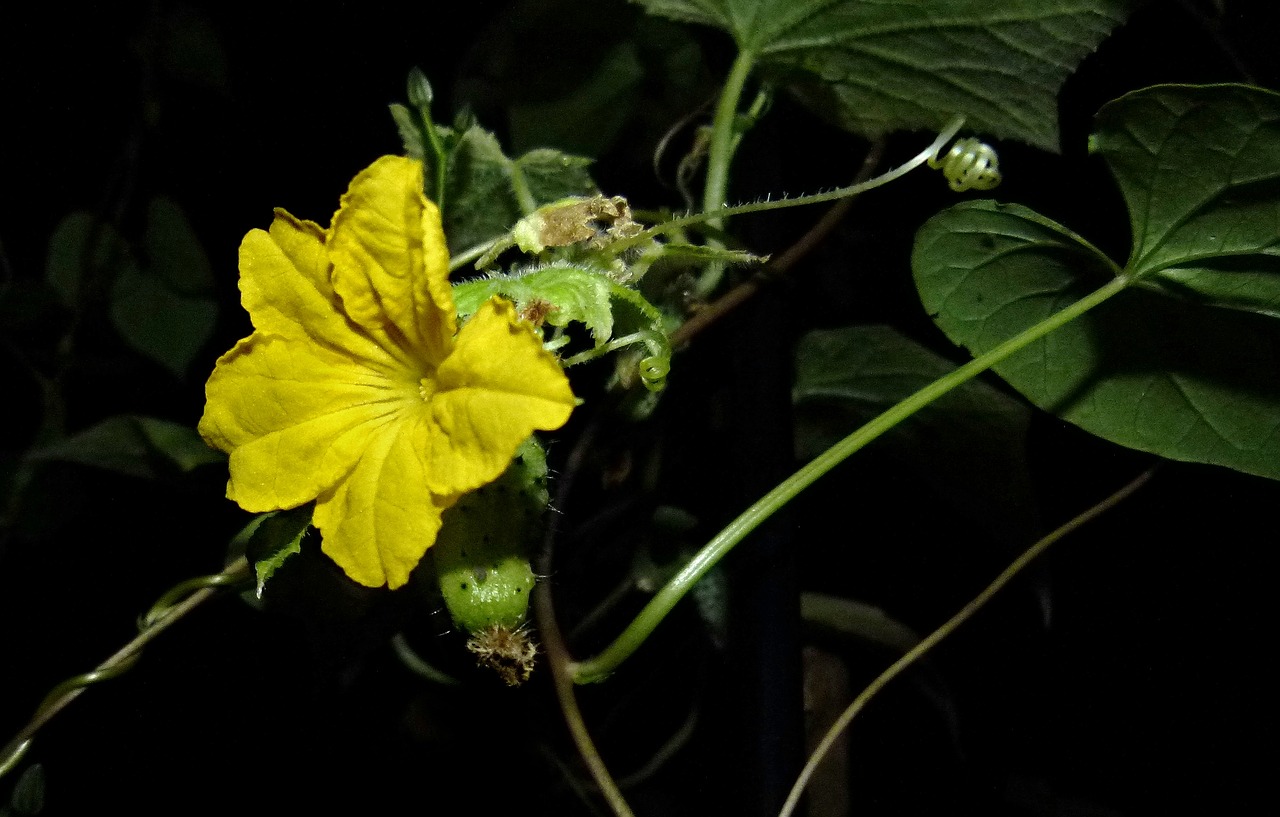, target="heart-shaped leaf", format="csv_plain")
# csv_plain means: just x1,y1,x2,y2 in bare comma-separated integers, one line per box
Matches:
1092,84,1280,316
632,0,1134,150
913,199,1280,480
110,197,217,376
